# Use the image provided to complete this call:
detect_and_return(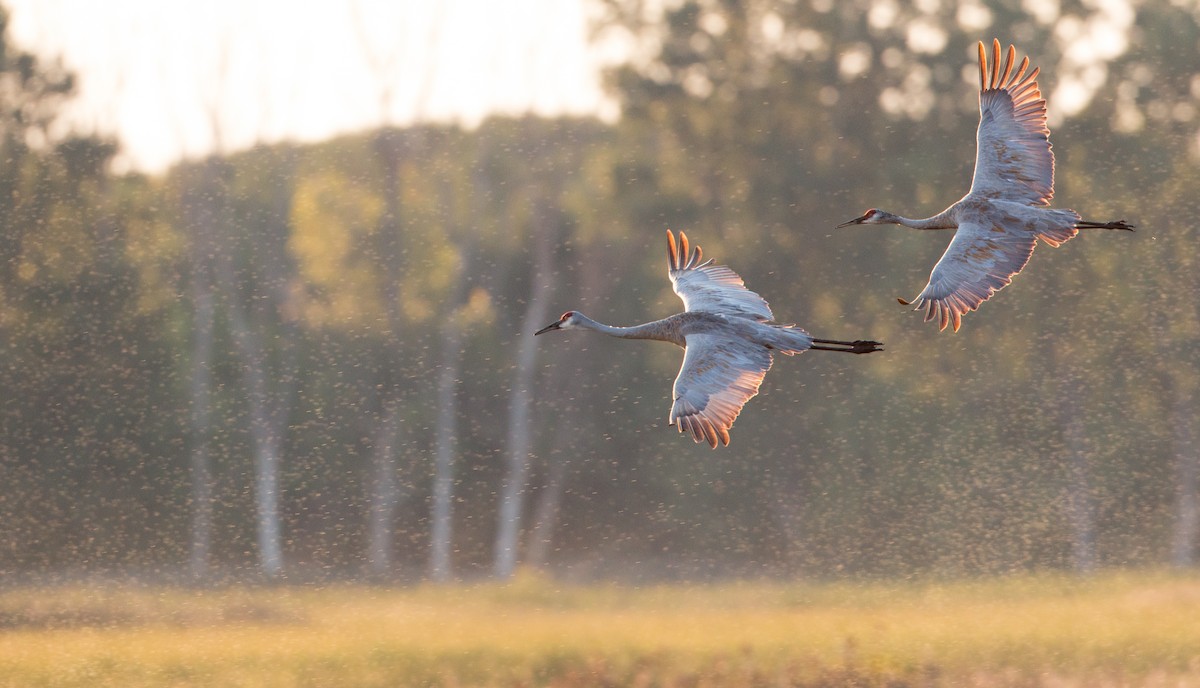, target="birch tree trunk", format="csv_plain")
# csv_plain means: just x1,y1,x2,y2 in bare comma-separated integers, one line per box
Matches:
1057,366,1097,575
185,245,215,582
493,202,556,580
525,417,572,571
1171,377,1198,568
428,241,474,582
257,156,302,578
201,152,299,581
364,129,409,579
523,236,614,572
181,159,223,582
229,306,286,579
220,250,289,579
351,2,447,579
428,318,464,581
367,397,403,578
